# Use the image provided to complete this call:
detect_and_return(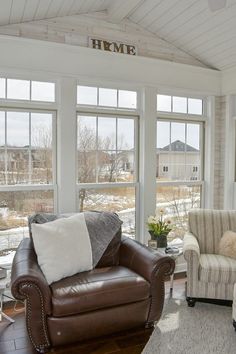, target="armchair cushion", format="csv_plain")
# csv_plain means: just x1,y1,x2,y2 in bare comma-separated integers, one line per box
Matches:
29,211,122,268
31,214,93,284
199,254,236,284
50,266,150,317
